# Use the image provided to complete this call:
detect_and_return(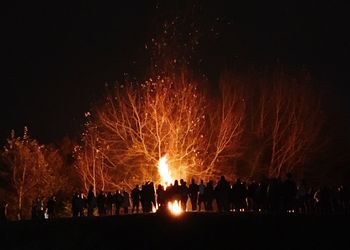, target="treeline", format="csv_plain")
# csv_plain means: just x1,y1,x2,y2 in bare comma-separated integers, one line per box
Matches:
0,127,80,220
